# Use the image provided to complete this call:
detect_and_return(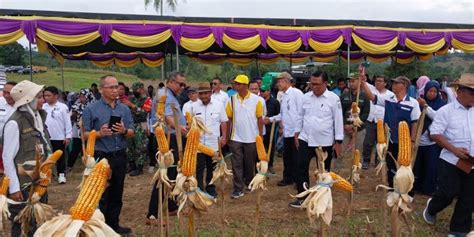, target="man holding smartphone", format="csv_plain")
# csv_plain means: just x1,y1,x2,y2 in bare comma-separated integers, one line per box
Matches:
82,75,134,235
